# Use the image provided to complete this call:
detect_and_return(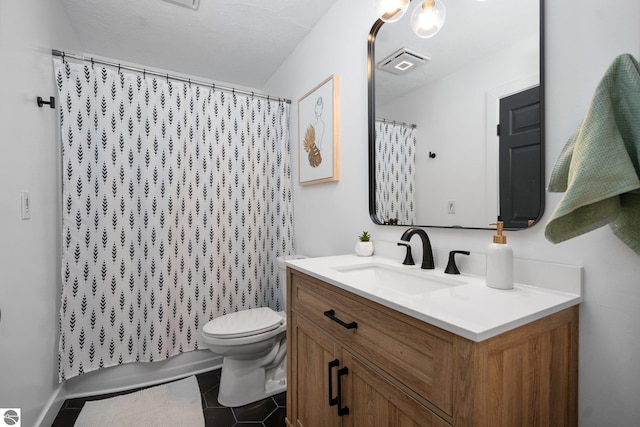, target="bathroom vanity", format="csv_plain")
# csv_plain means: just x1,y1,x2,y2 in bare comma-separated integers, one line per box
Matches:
285,255,580,427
